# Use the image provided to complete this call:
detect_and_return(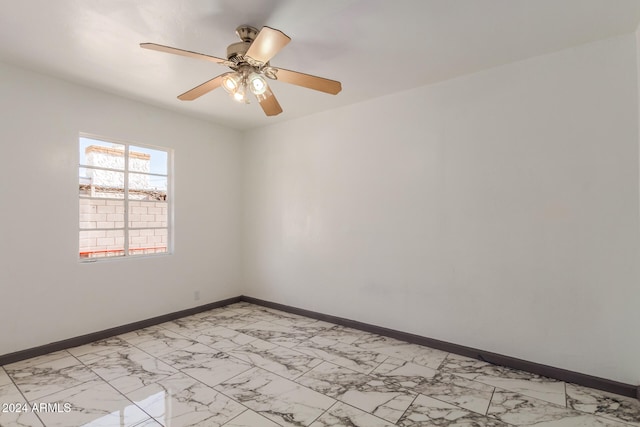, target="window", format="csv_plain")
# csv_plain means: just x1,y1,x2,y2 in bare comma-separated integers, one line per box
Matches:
79,135,171,260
